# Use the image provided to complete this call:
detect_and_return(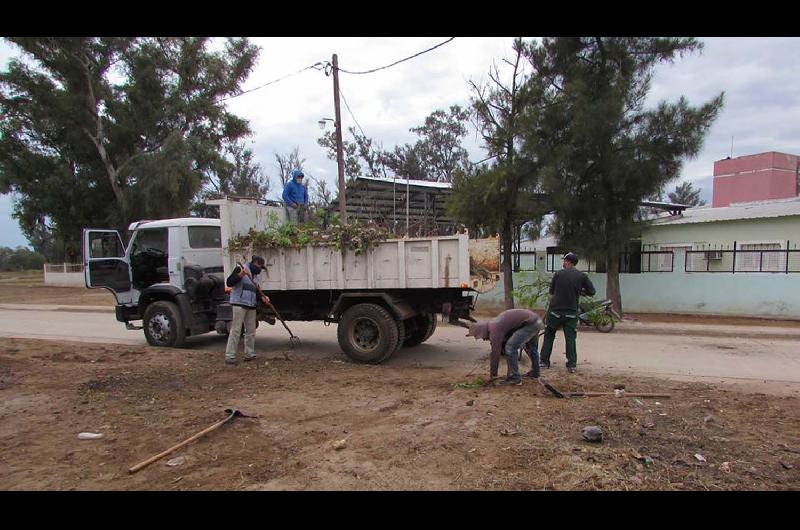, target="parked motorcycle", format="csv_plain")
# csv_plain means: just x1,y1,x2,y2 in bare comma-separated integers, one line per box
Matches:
578,298,621,333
